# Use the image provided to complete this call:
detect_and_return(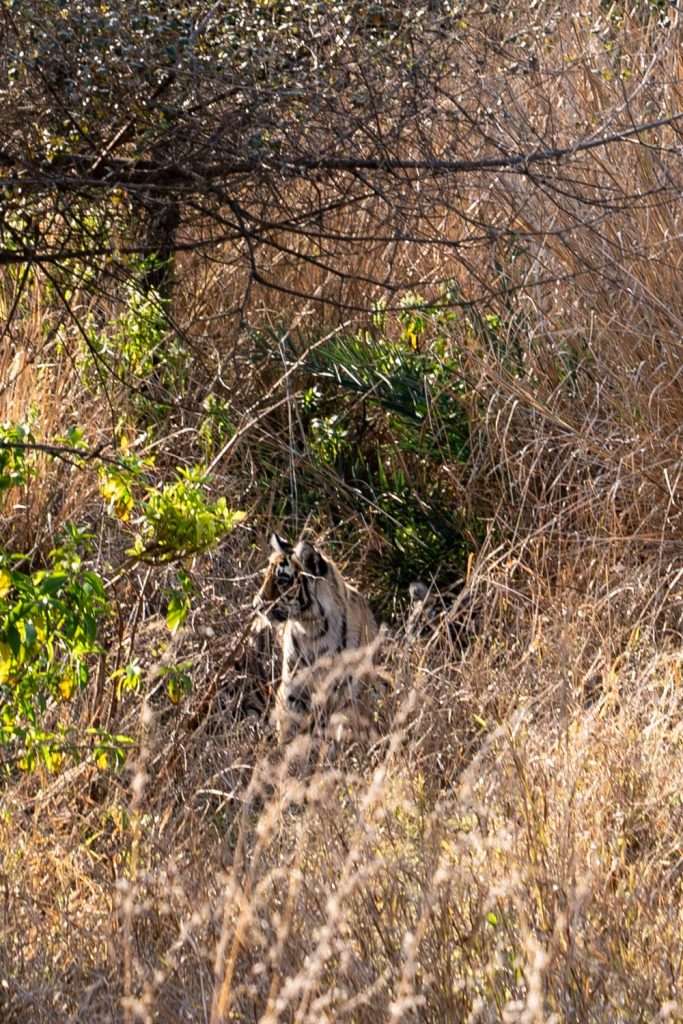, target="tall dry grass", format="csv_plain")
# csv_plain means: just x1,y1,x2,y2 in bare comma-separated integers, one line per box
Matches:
3,4,683,1022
